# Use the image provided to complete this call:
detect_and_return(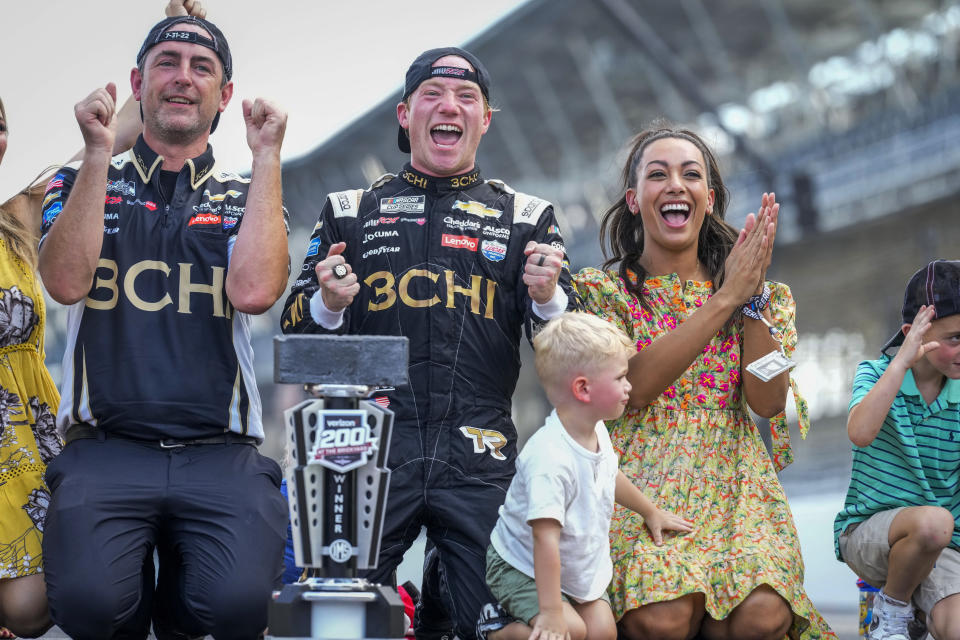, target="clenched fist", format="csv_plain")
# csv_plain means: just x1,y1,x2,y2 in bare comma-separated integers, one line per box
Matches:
75,83,117,153
243,98,287,158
